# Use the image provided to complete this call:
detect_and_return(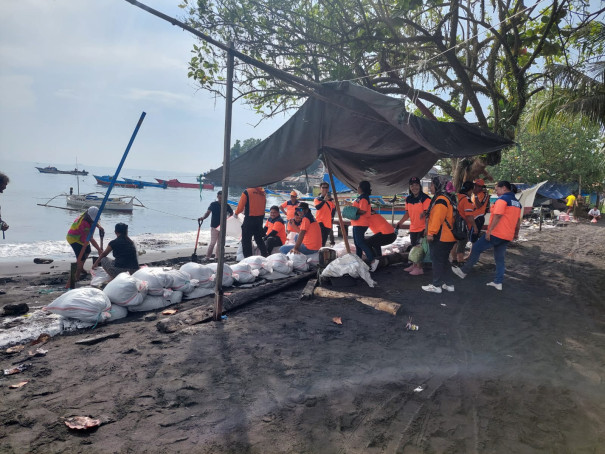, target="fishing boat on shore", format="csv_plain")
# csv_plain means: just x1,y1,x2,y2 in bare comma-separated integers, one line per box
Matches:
94,175,144,189
156,178,214,190
36,166,88,176
66,193,136,212
122,177,167,189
